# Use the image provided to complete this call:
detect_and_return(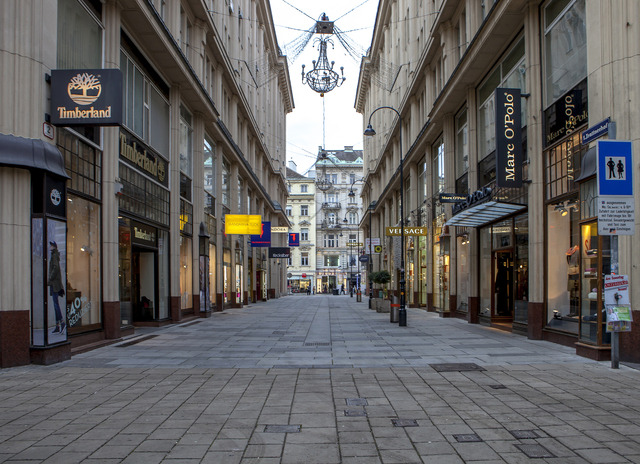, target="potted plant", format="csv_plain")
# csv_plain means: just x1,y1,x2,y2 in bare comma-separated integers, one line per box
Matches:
370,270,391,312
